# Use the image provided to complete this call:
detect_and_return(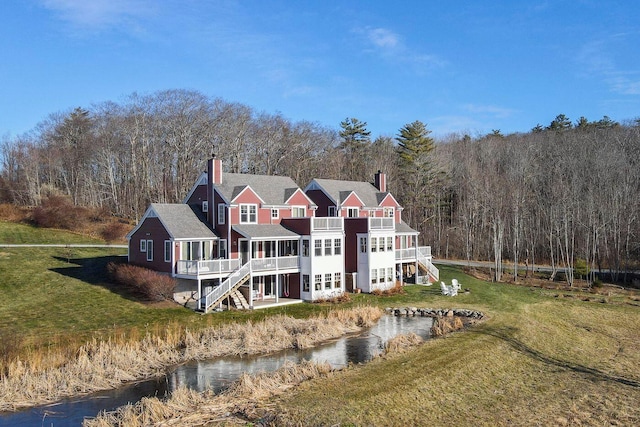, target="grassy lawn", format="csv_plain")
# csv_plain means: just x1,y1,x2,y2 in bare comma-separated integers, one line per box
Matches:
269,265,640,426
0,220,105,244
